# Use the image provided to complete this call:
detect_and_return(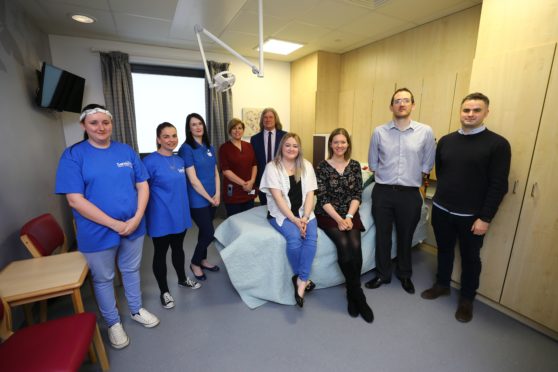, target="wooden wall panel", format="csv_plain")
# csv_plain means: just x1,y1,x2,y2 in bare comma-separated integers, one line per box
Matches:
456,43,556,301
475,0,558,59
336,6,481,162
501,44,558,331
419,73,456,141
